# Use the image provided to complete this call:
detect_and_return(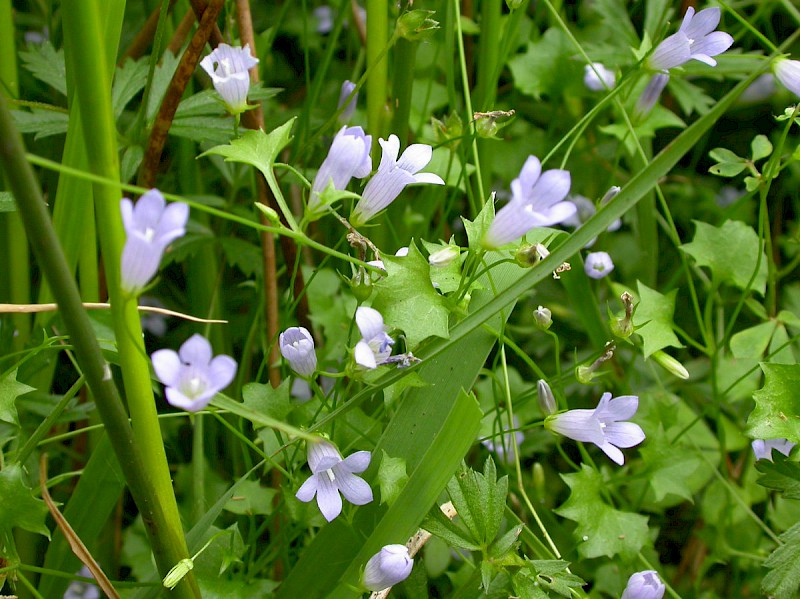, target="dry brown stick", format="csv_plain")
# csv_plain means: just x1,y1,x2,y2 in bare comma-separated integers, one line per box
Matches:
138,0,224,188
167,7,199,56
120,0,177,63
188,0,226,47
